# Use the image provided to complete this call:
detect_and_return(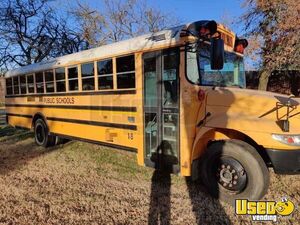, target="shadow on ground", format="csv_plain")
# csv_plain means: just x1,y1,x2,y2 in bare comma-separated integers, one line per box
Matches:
185,178,232,225
148,170,232,225
0,126,64,175
148,170,171,225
